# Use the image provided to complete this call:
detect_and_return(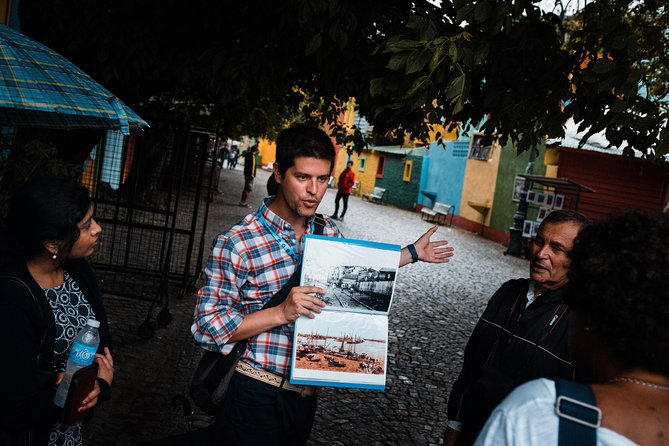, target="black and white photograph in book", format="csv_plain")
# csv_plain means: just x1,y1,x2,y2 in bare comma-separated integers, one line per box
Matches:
300,235,402,314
